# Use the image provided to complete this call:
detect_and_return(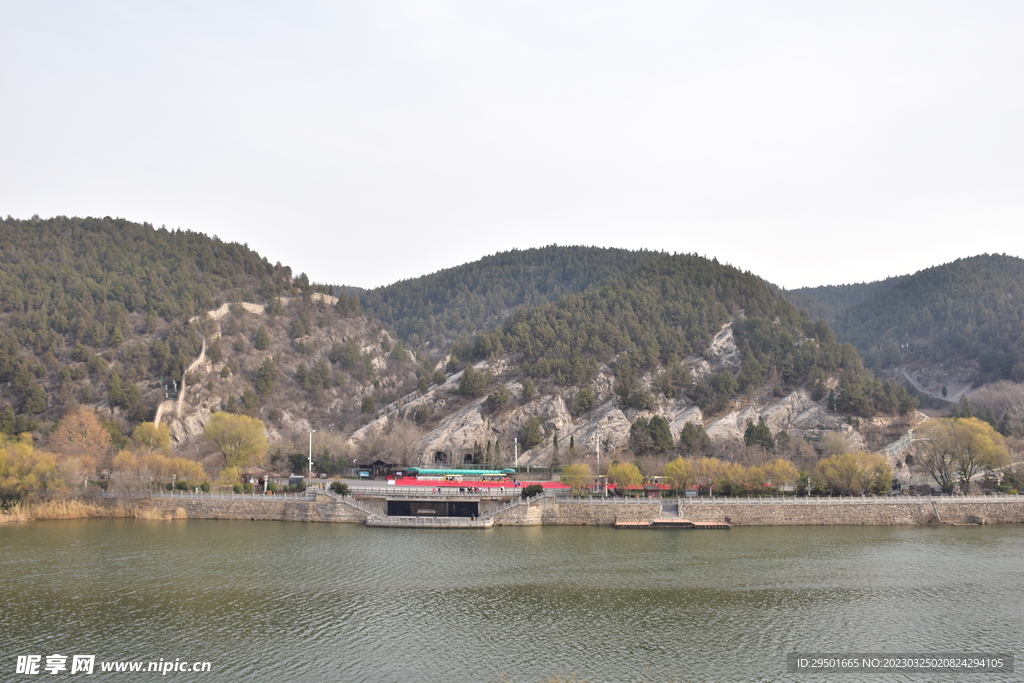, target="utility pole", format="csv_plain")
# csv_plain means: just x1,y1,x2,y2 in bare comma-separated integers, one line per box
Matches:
514,438,518,467
308,429,316,482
